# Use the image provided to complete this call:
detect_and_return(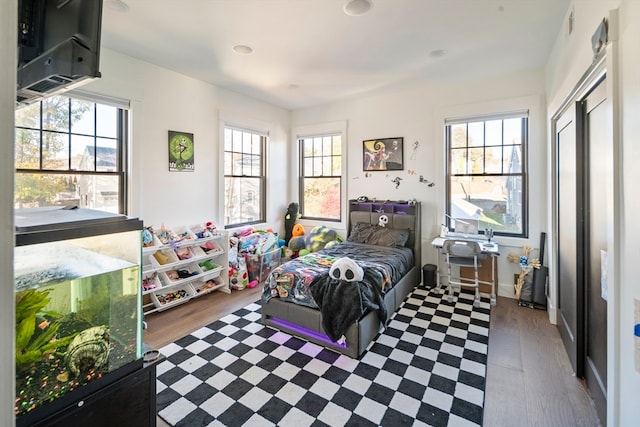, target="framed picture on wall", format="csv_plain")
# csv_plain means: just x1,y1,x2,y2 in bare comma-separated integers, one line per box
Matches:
363,137,404,171
168,130,195,172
